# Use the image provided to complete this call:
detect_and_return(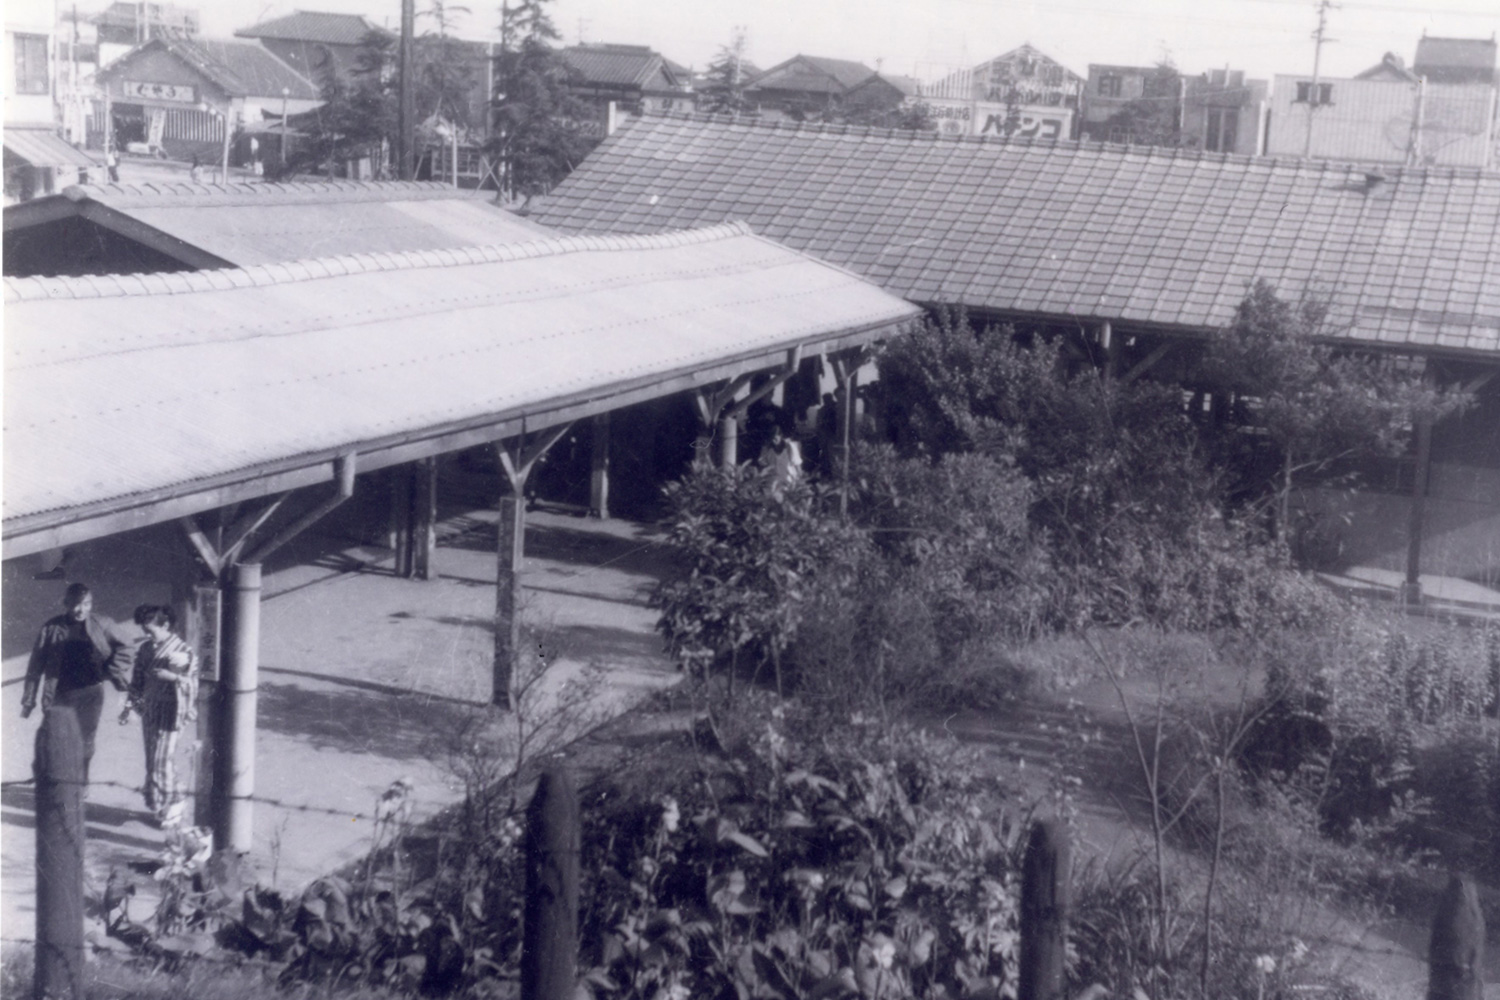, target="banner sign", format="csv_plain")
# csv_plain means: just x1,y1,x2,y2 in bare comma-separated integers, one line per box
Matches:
121,80,196,103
